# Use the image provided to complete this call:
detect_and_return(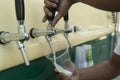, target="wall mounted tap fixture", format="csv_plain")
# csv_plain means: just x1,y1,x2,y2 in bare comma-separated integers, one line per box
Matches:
0,0,30,66
29,7,73,55
30,12,72,49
